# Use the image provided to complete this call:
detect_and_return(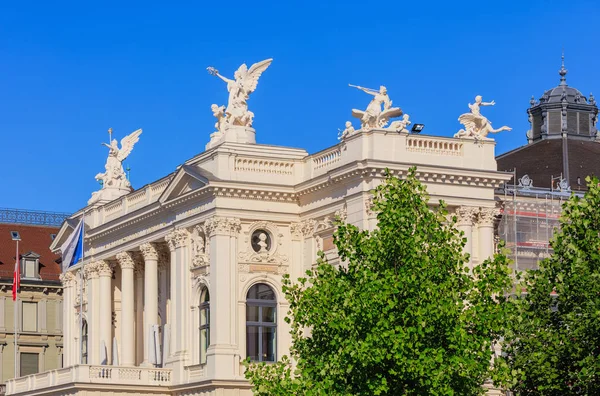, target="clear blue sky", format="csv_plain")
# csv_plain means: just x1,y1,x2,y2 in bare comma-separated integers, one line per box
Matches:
1,0,599,213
